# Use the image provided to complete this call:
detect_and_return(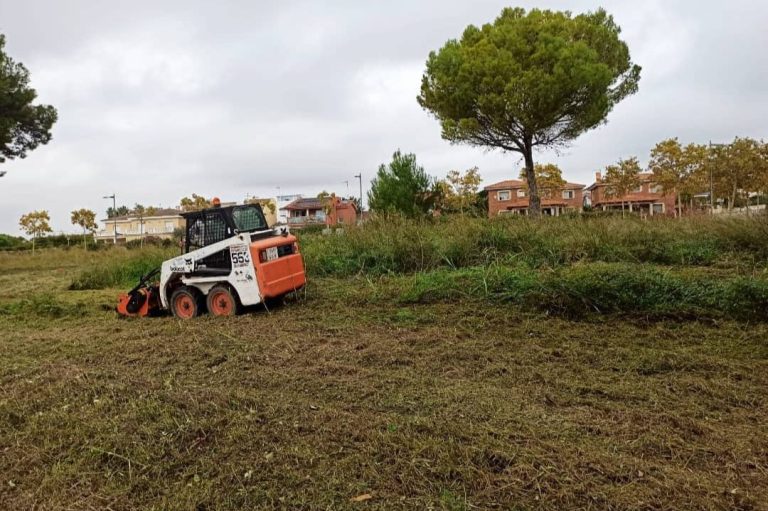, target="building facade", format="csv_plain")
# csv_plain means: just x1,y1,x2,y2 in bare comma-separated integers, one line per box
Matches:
587,172,677,216
281,196,358,228
326,197,358,225
95,208,184,243
485,179,585,217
